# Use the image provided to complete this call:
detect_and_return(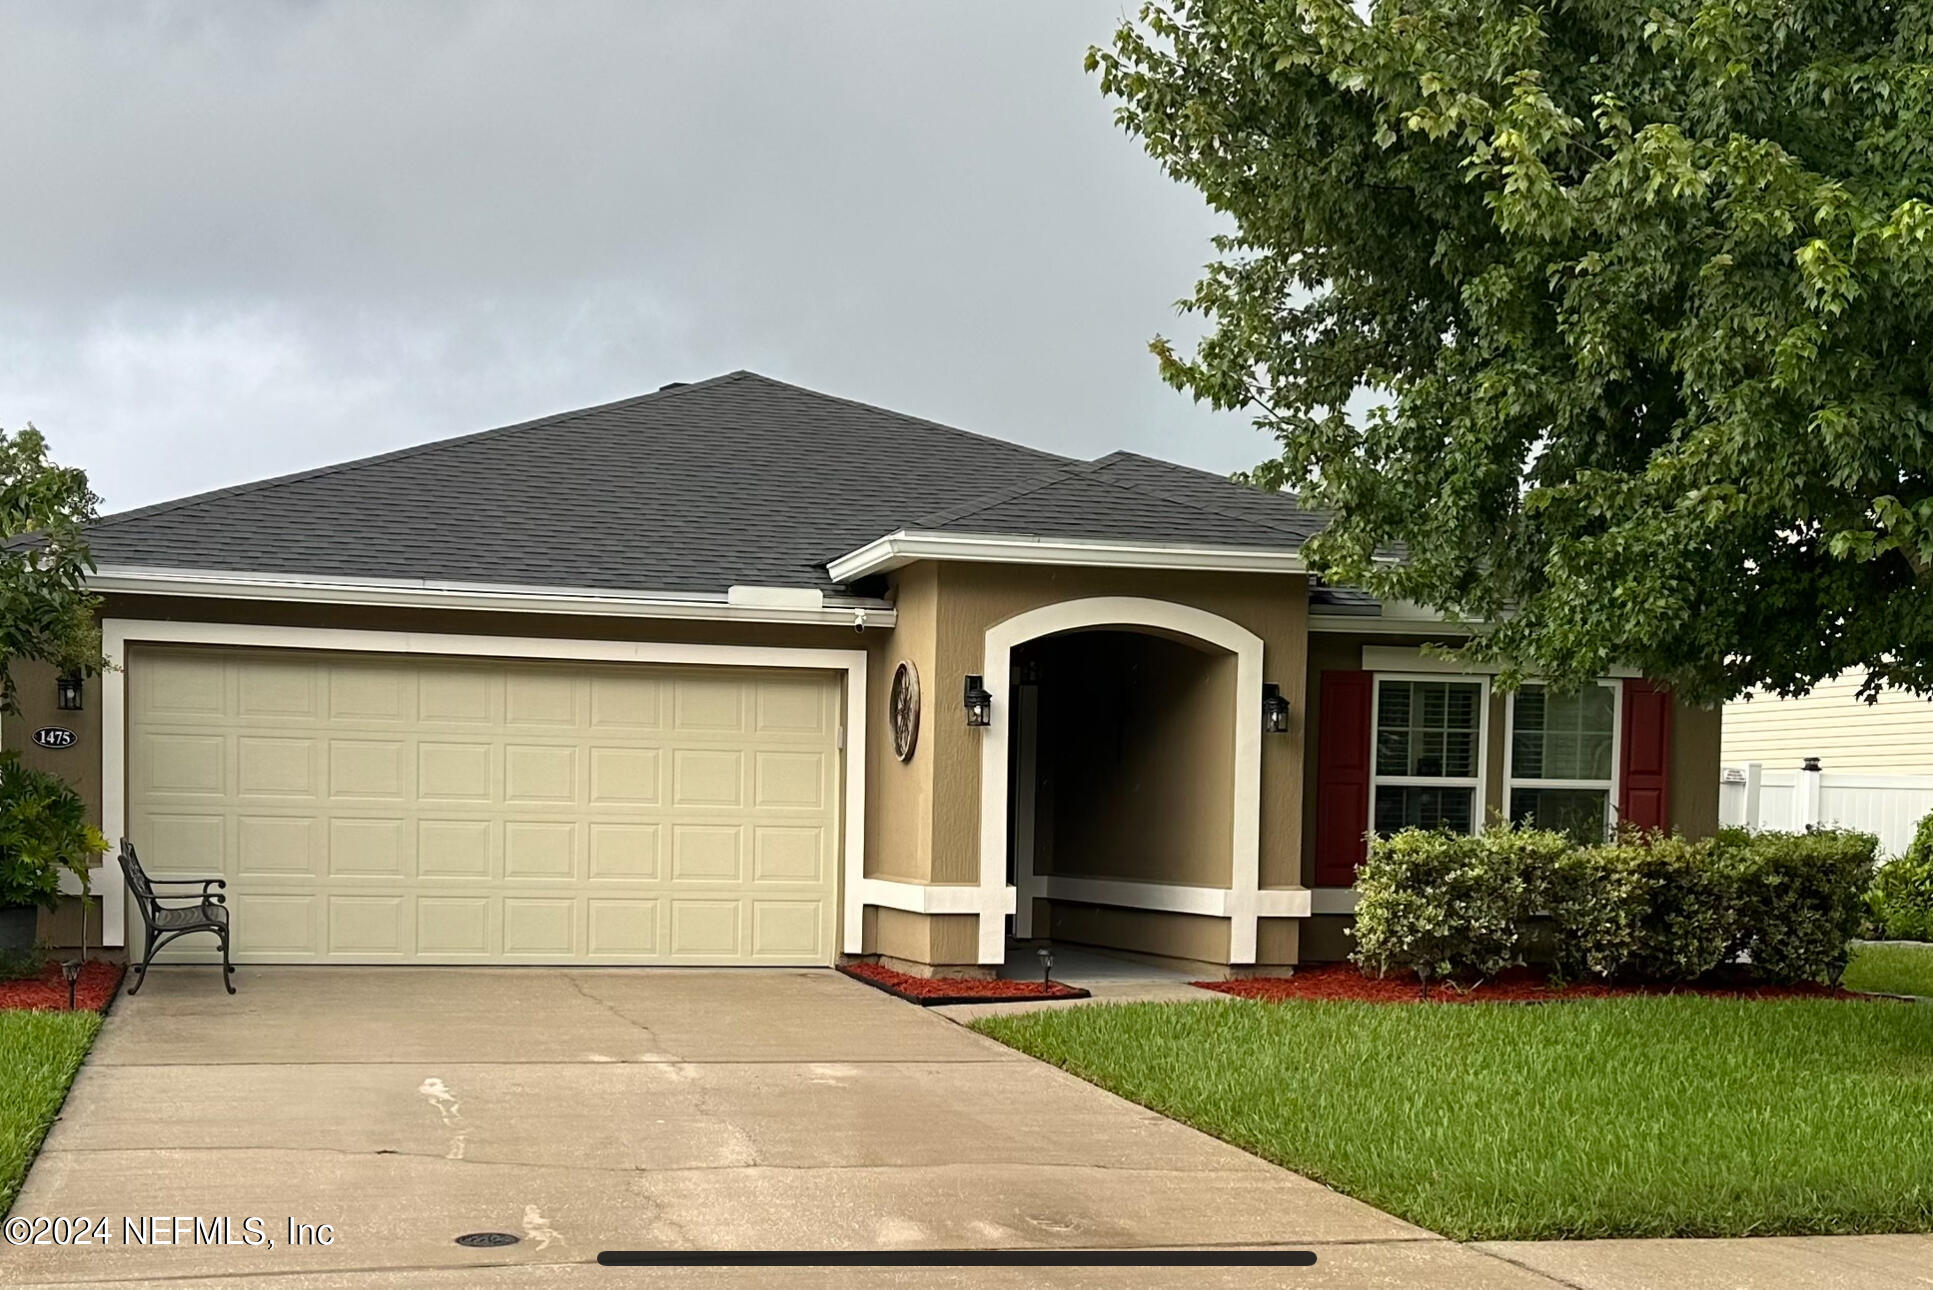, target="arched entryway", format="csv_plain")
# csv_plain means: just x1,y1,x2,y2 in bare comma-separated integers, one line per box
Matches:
975,597,1263,965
